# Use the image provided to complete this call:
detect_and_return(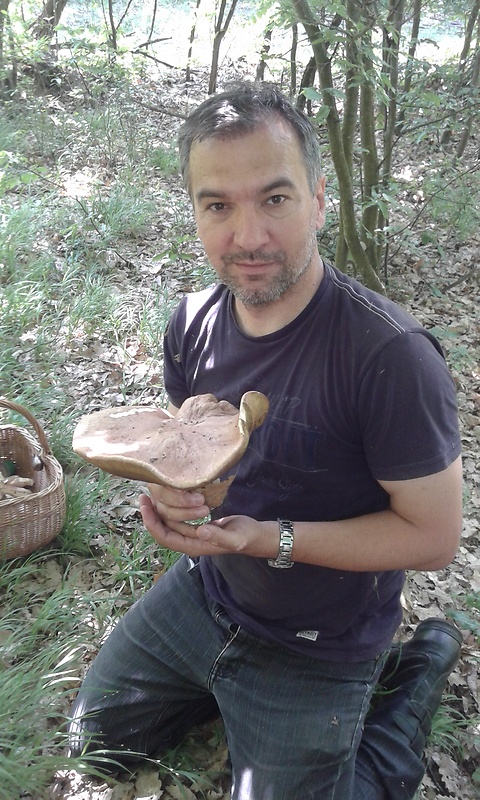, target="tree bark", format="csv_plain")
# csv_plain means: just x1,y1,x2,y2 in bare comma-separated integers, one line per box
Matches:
147,0,158,45
458,0,480,75
31,0,68,41
290,23,298,95
186,0,202,81
292,0,385,293
441,0,480,145
334,0,360,272
107,0,117,50
377,0,405,268
0,0,10,65
396,0,423,134
456,42,480,158
208,0,239,94
0,0,14,98
360,32,380,274
256,27,272,82
342,0,360,171
296,56,316,113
